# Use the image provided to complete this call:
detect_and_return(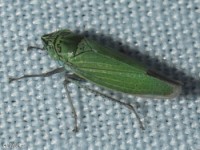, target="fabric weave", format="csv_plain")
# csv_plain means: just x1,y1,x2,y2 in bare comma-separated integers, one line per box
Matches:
0,0,200,149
